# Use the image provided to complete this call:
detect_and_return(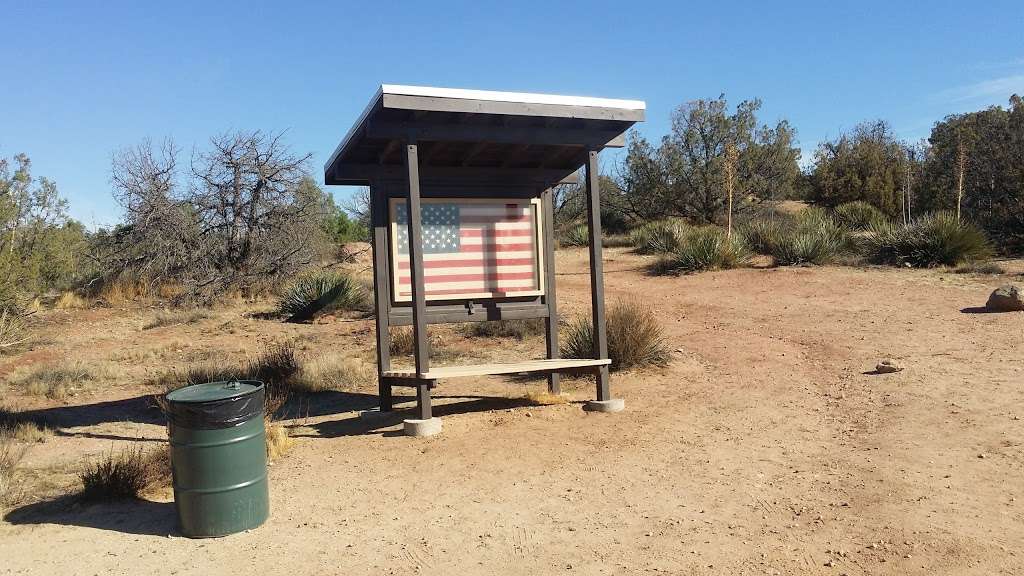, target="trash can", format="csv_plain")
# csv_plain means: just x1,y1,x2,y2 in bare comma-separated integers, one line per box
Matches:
165,380,269,538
